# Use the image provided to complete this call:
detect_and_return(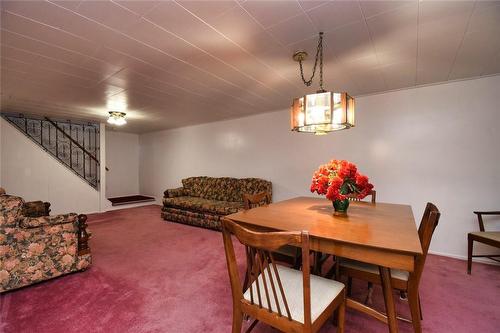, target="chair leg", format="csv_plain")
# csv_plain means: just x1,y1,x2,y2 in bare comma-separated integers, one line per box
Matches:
347,277,353,297
408,285,422,333
365,282,374,305
418,293,423,320
232,309,243,333
467,236,473,274
336,293,346,333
